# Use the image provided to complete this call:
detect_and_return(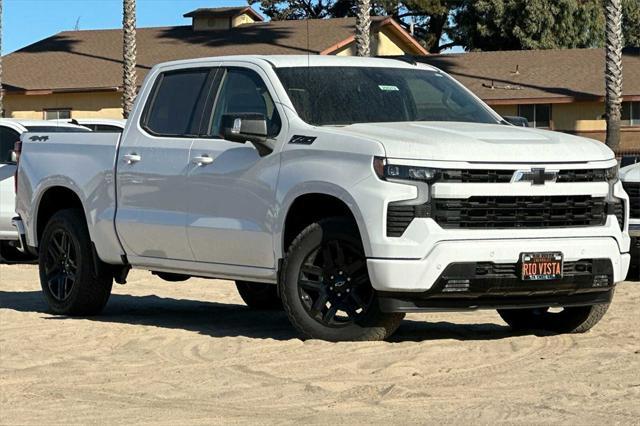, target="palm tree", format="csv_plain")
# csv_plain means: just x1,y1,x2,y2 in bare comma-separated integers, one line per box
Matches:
122,0,137,118
1,0,4,117
605,0,623,151
355,0,371,56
